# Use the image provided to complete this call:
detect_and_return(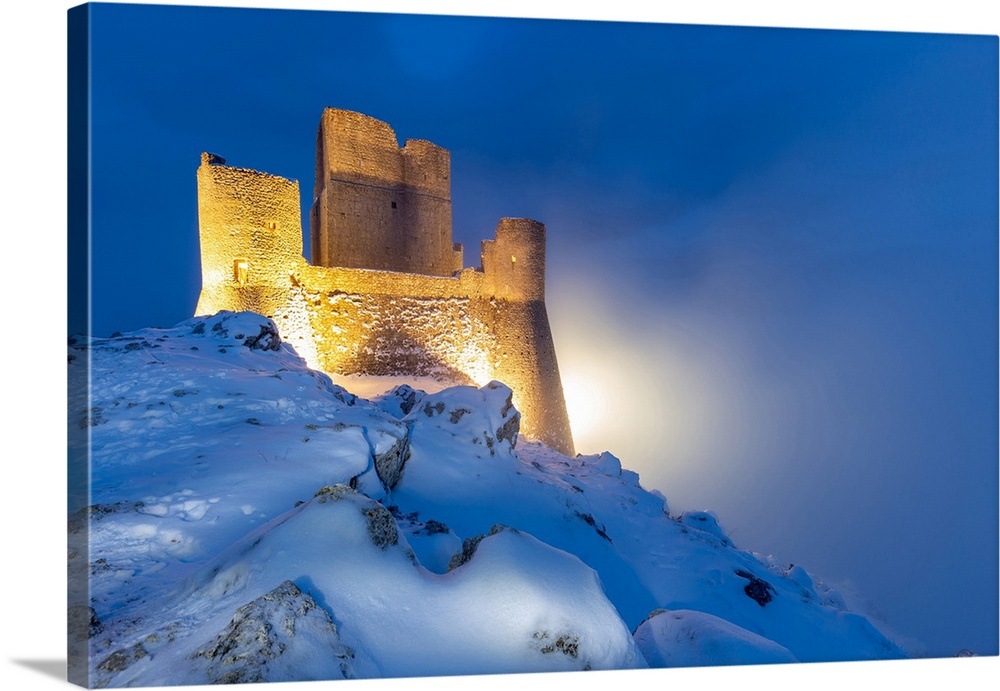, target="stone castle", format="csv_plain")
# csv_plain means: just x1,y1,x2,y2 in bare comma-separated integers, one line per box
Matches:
195,108,574,454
